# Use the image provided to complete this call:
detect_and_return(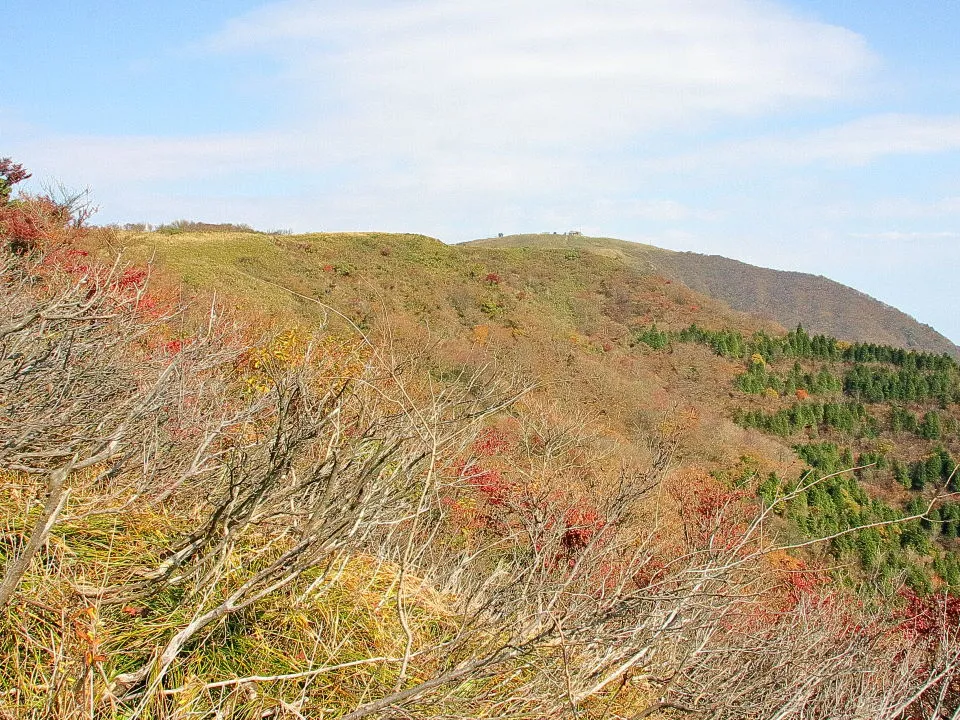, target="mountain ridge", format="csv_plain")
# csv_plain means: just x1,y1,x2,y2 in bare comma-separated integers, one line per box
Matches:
466,233,960,358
